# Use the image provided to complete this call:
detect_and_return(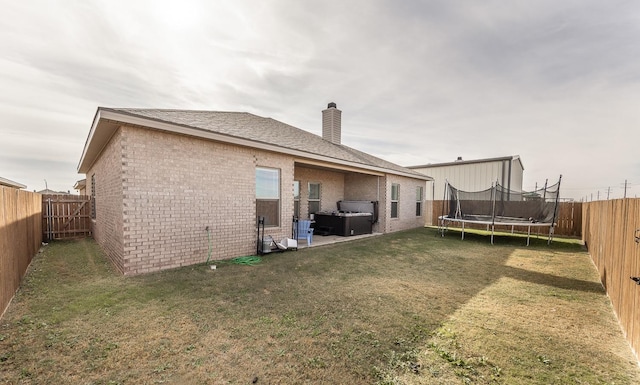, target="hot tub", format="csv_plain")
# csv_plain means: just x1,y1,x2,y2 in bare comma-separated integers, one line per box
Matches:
314,212,373,236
